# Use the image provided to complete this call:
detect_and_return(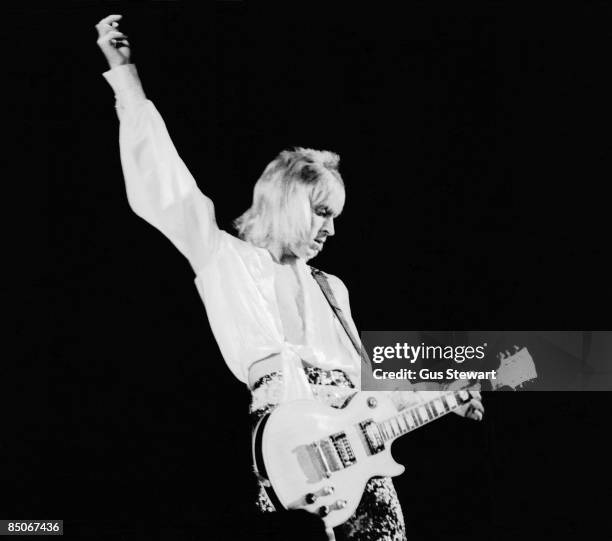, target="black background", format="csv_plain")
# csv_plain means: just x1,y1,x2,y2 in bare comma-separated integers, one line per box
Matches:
5,2,612,540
